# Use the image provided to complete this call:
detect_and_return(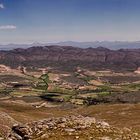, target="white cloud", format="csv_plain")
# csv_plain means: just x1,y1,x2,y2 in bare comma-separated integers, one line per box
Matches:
0,4,4,9
0,25,17,30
